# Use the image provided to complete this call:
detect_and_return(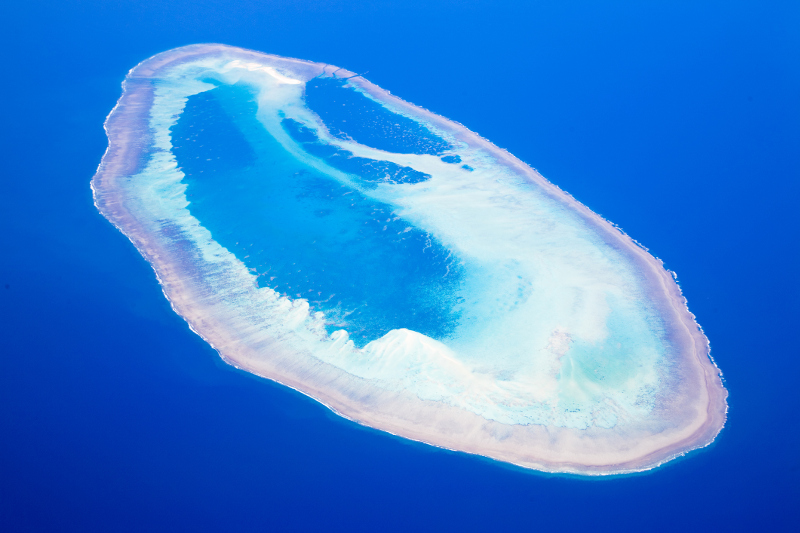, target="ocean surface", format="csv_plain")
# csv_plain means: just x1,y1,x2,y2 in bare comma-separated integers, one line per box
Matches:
1,0,798,531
